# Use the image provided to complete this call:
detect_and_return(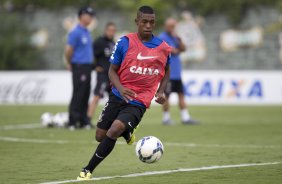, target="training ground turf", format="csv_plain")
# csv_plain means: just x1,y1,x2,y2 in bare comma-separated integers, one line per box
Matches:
0,105,282,184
